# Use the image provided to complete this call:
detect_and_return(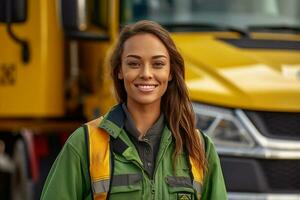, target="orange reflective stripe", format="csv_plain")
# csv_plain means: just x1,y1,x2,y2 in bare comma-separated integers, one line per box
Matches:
189,156,203,200
190,129,205,199
189,156,204,184
86,117,110,200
